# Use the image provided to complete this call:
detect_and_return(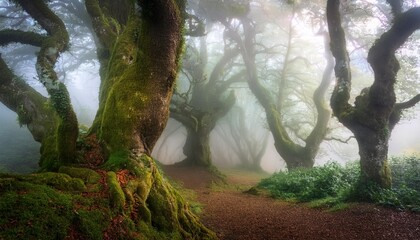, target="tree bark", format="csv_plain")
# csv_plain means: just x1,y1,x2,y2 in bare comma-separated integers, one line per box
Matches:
183,123,212,166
